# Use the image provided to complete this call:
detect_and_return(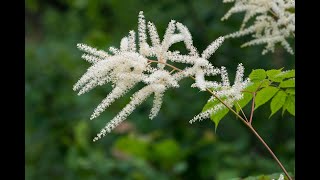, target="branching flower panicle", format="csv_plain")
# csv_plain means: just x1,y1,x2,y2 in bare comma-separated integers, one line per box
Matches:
74,11,250,141
221,0,295,55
